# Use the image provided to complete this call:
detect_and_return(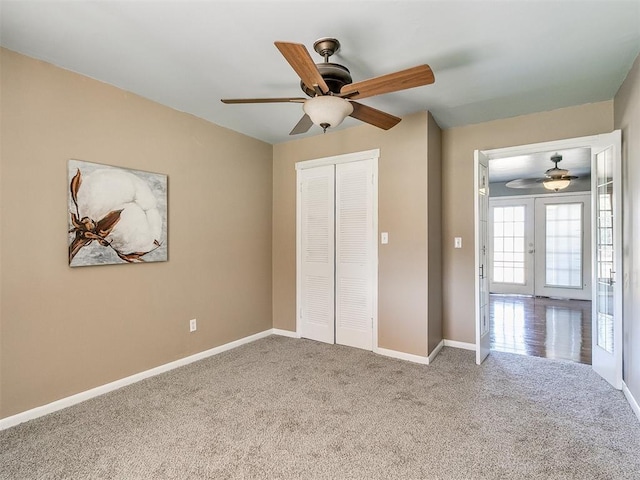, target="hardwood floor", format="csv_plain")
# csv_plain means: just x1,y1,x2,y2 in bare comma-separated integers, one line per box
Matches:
490,294,592,365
